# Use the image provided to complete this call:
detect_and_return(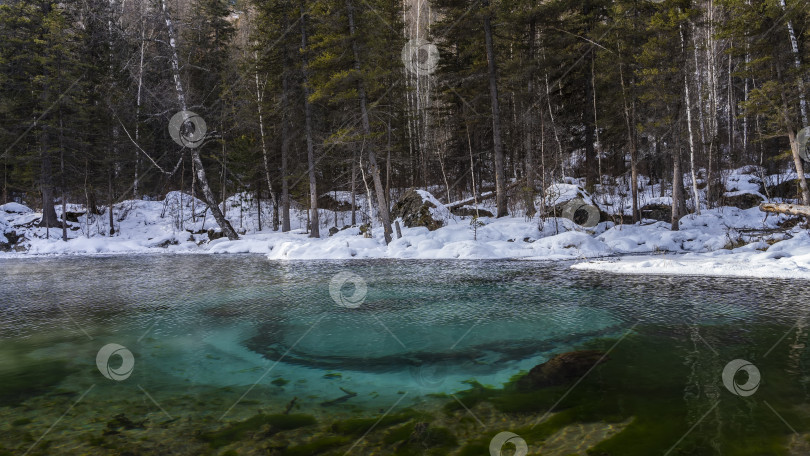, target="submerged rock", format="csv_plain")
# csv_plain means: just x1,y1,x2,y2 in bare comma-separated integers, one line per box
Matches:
104,413,146,434
516,350,608,390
